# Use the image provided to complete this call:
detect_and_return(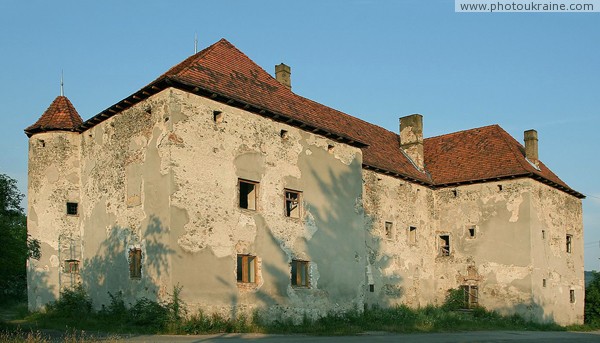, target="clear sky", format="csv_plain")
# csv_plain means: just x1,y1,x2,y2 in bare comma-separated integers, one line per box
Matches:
1,1,598,268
